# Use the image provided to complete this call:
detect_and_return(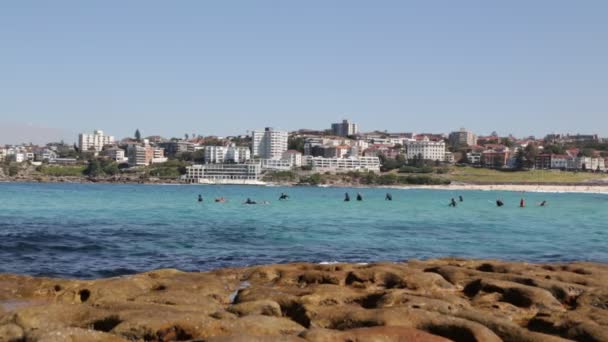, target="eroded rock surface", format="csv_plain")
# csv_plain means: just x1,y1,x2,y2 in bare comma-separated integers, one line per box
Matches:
1,259,607,341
